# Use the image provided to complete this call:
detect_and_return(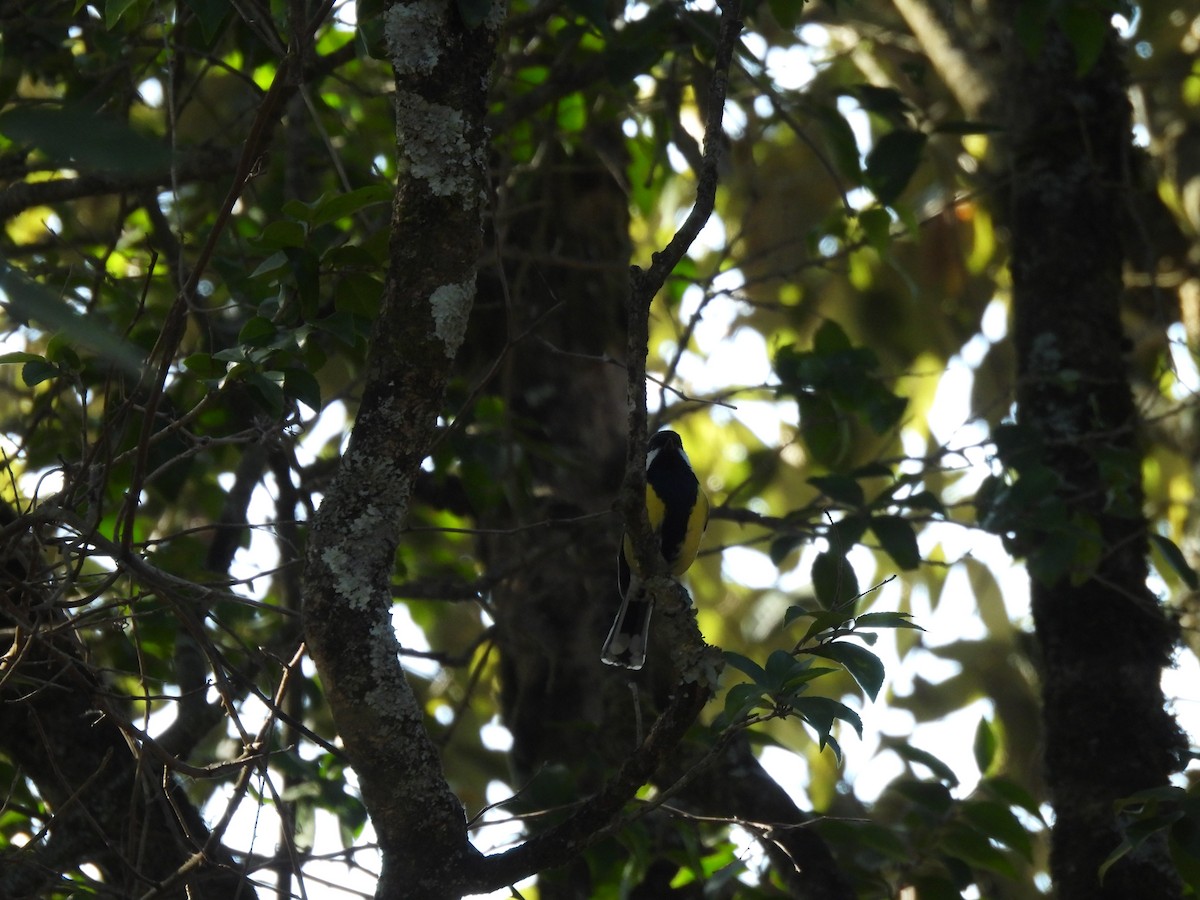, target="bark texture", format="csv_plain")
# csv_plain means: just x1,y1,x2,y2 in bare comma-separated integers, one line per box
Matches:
1005,17,1186,899
301,4,499,897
